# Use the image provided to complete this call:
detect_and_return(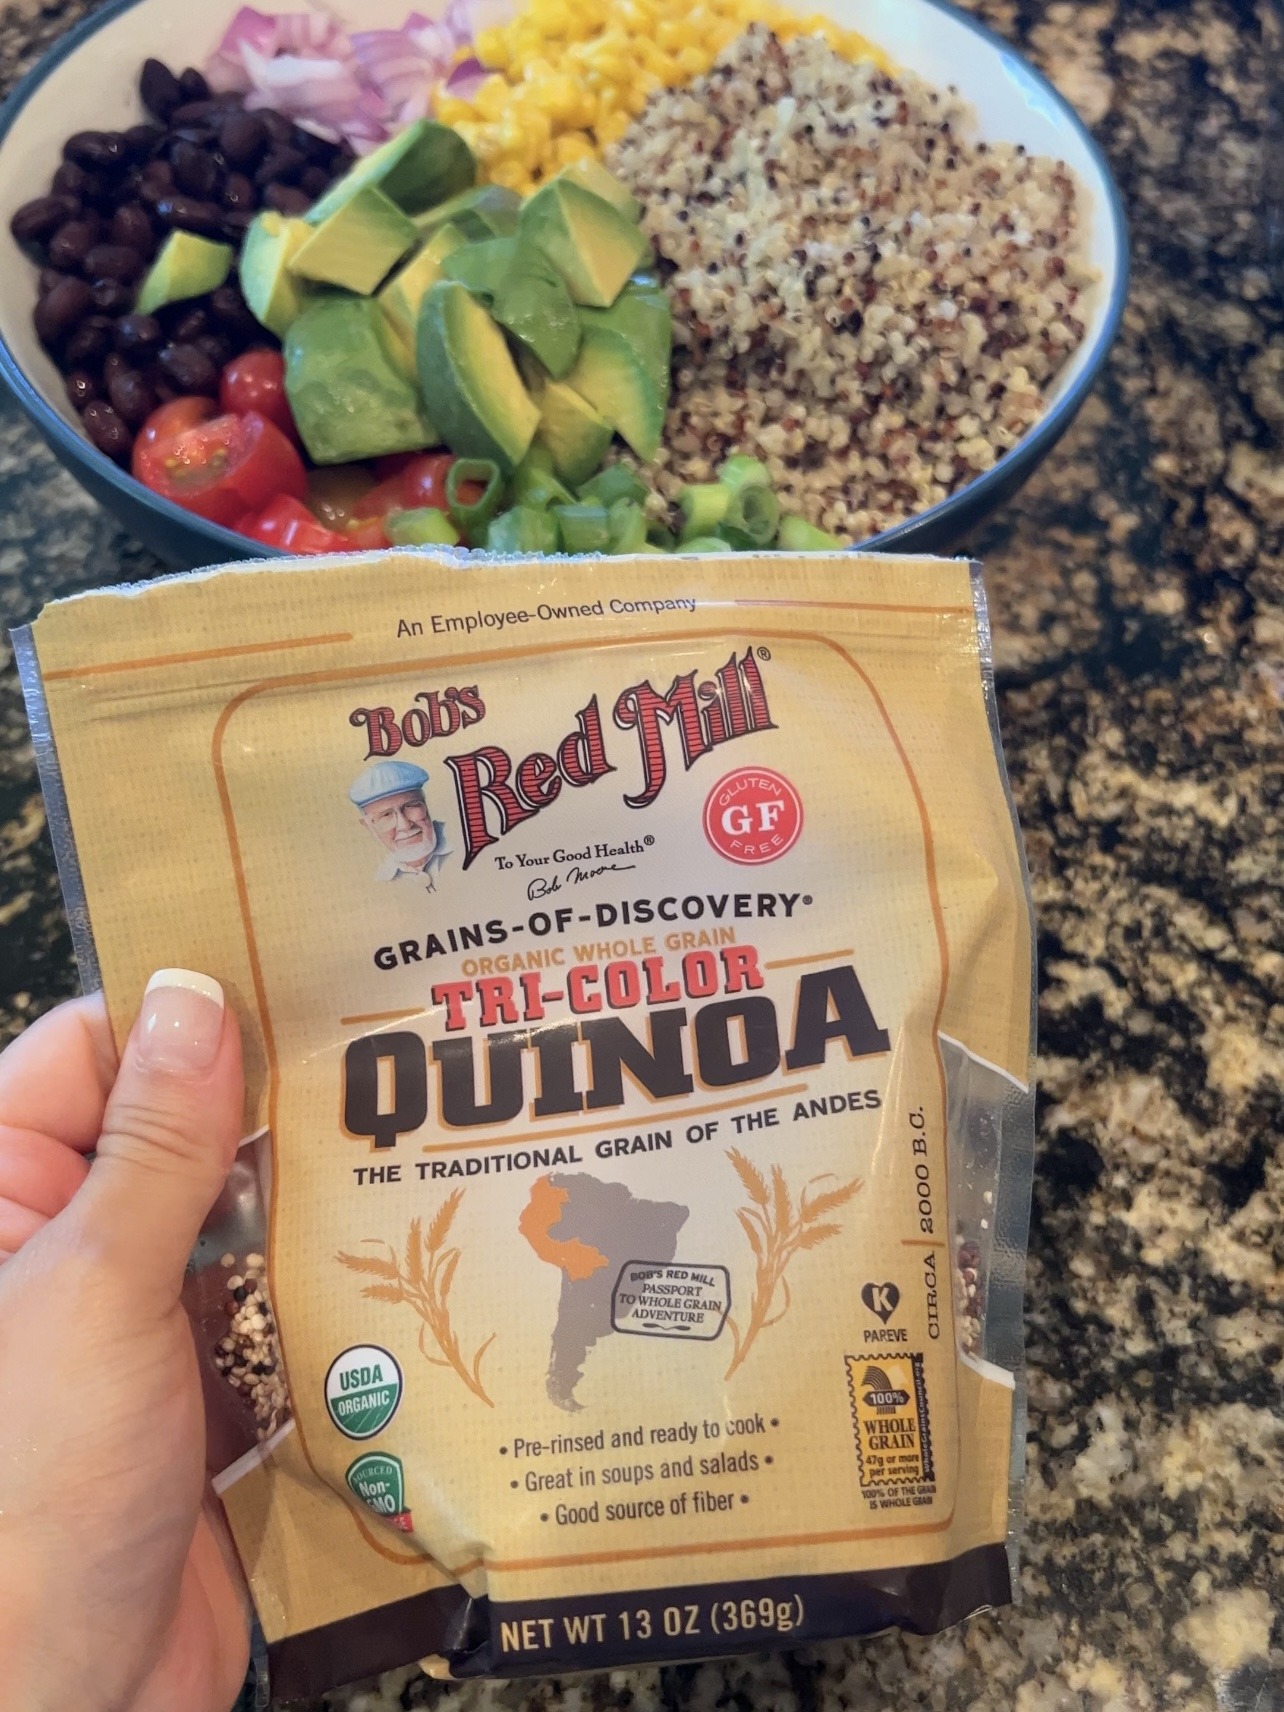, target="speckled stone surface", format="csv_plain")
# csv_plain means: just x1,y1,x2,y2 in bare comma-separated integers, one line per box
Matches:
1,0,1281,1709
